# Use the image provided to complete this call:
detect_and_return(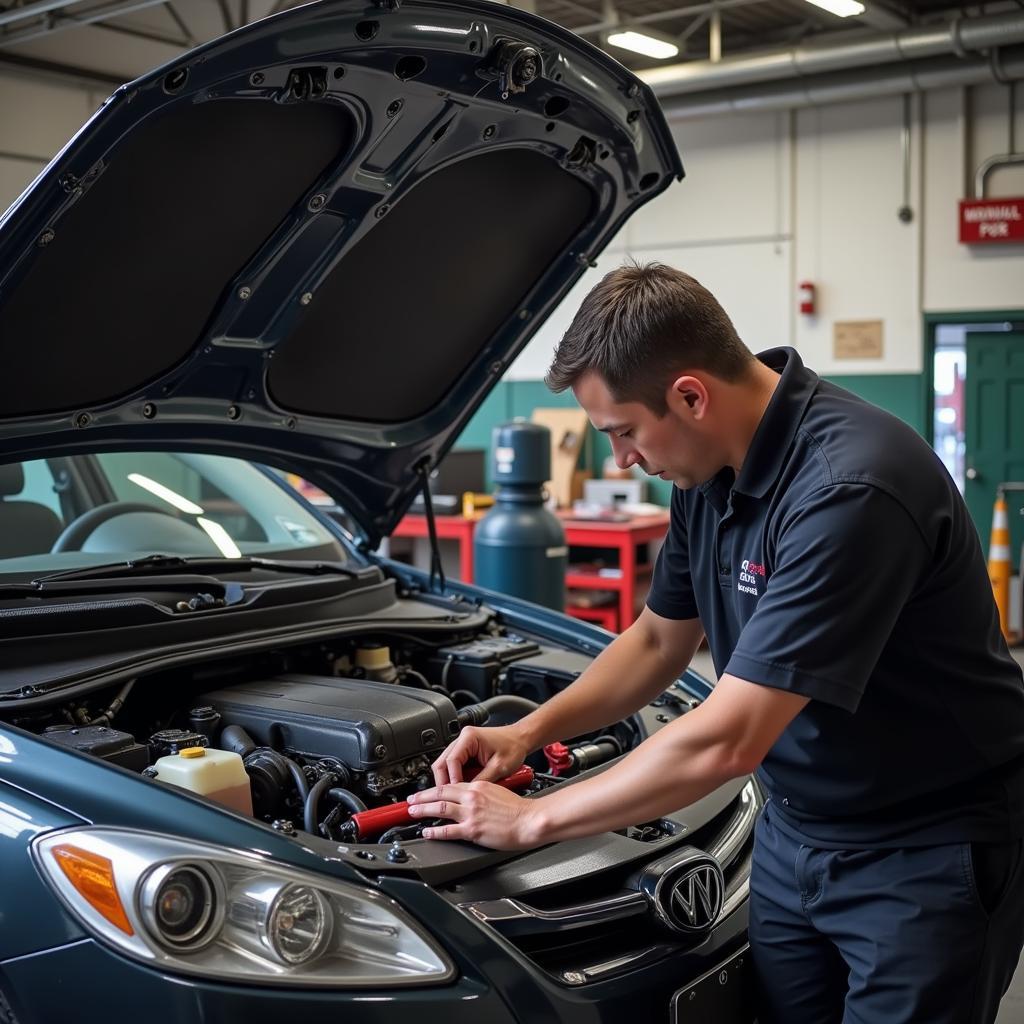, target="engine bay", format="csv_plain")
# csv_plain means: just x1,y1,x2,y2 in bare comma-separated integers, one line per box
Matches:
9,619,697,848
